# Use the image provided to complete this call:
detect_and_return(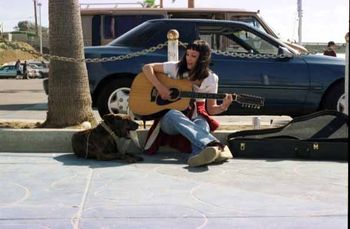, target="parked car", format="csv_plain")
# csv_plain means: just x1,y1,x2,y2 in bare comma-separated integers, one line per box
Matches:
27,61,49,78
26,64,42,79
0,62,42,79
0,64,18,79
80,19,344,118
